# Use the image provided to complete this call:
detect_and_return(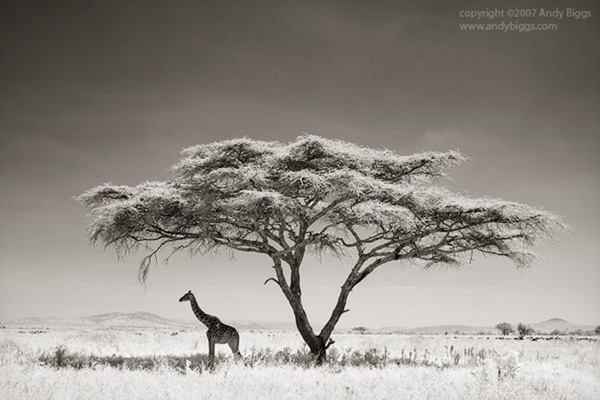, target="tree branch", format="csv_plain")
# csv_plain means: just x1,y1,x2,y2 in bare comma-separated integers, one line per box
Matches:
263,277,280,287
